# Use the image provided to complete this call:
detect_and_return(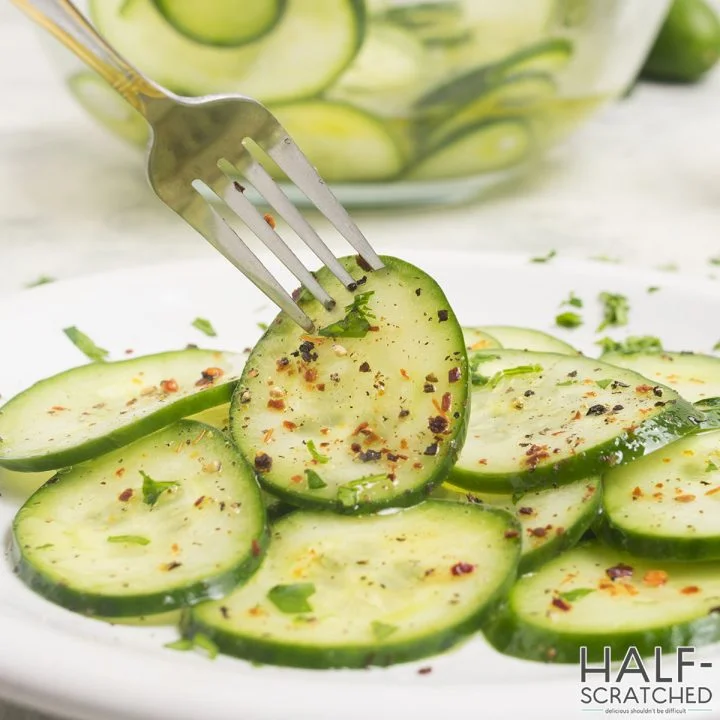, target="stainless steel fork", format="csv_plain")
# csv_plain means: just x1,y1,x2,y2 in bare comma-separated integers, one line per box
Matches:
11,0,385,332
